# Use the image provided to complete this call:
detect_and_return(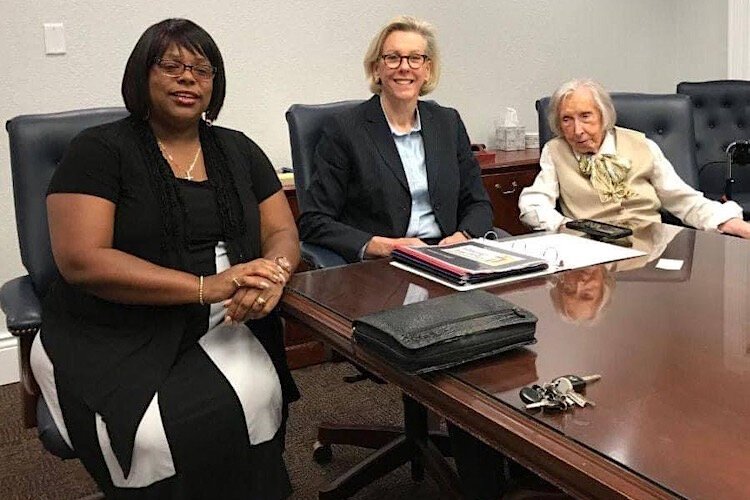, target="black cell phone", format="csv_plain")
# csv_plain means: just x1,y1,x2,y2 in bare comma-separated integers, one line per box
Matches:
565,219,633,240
